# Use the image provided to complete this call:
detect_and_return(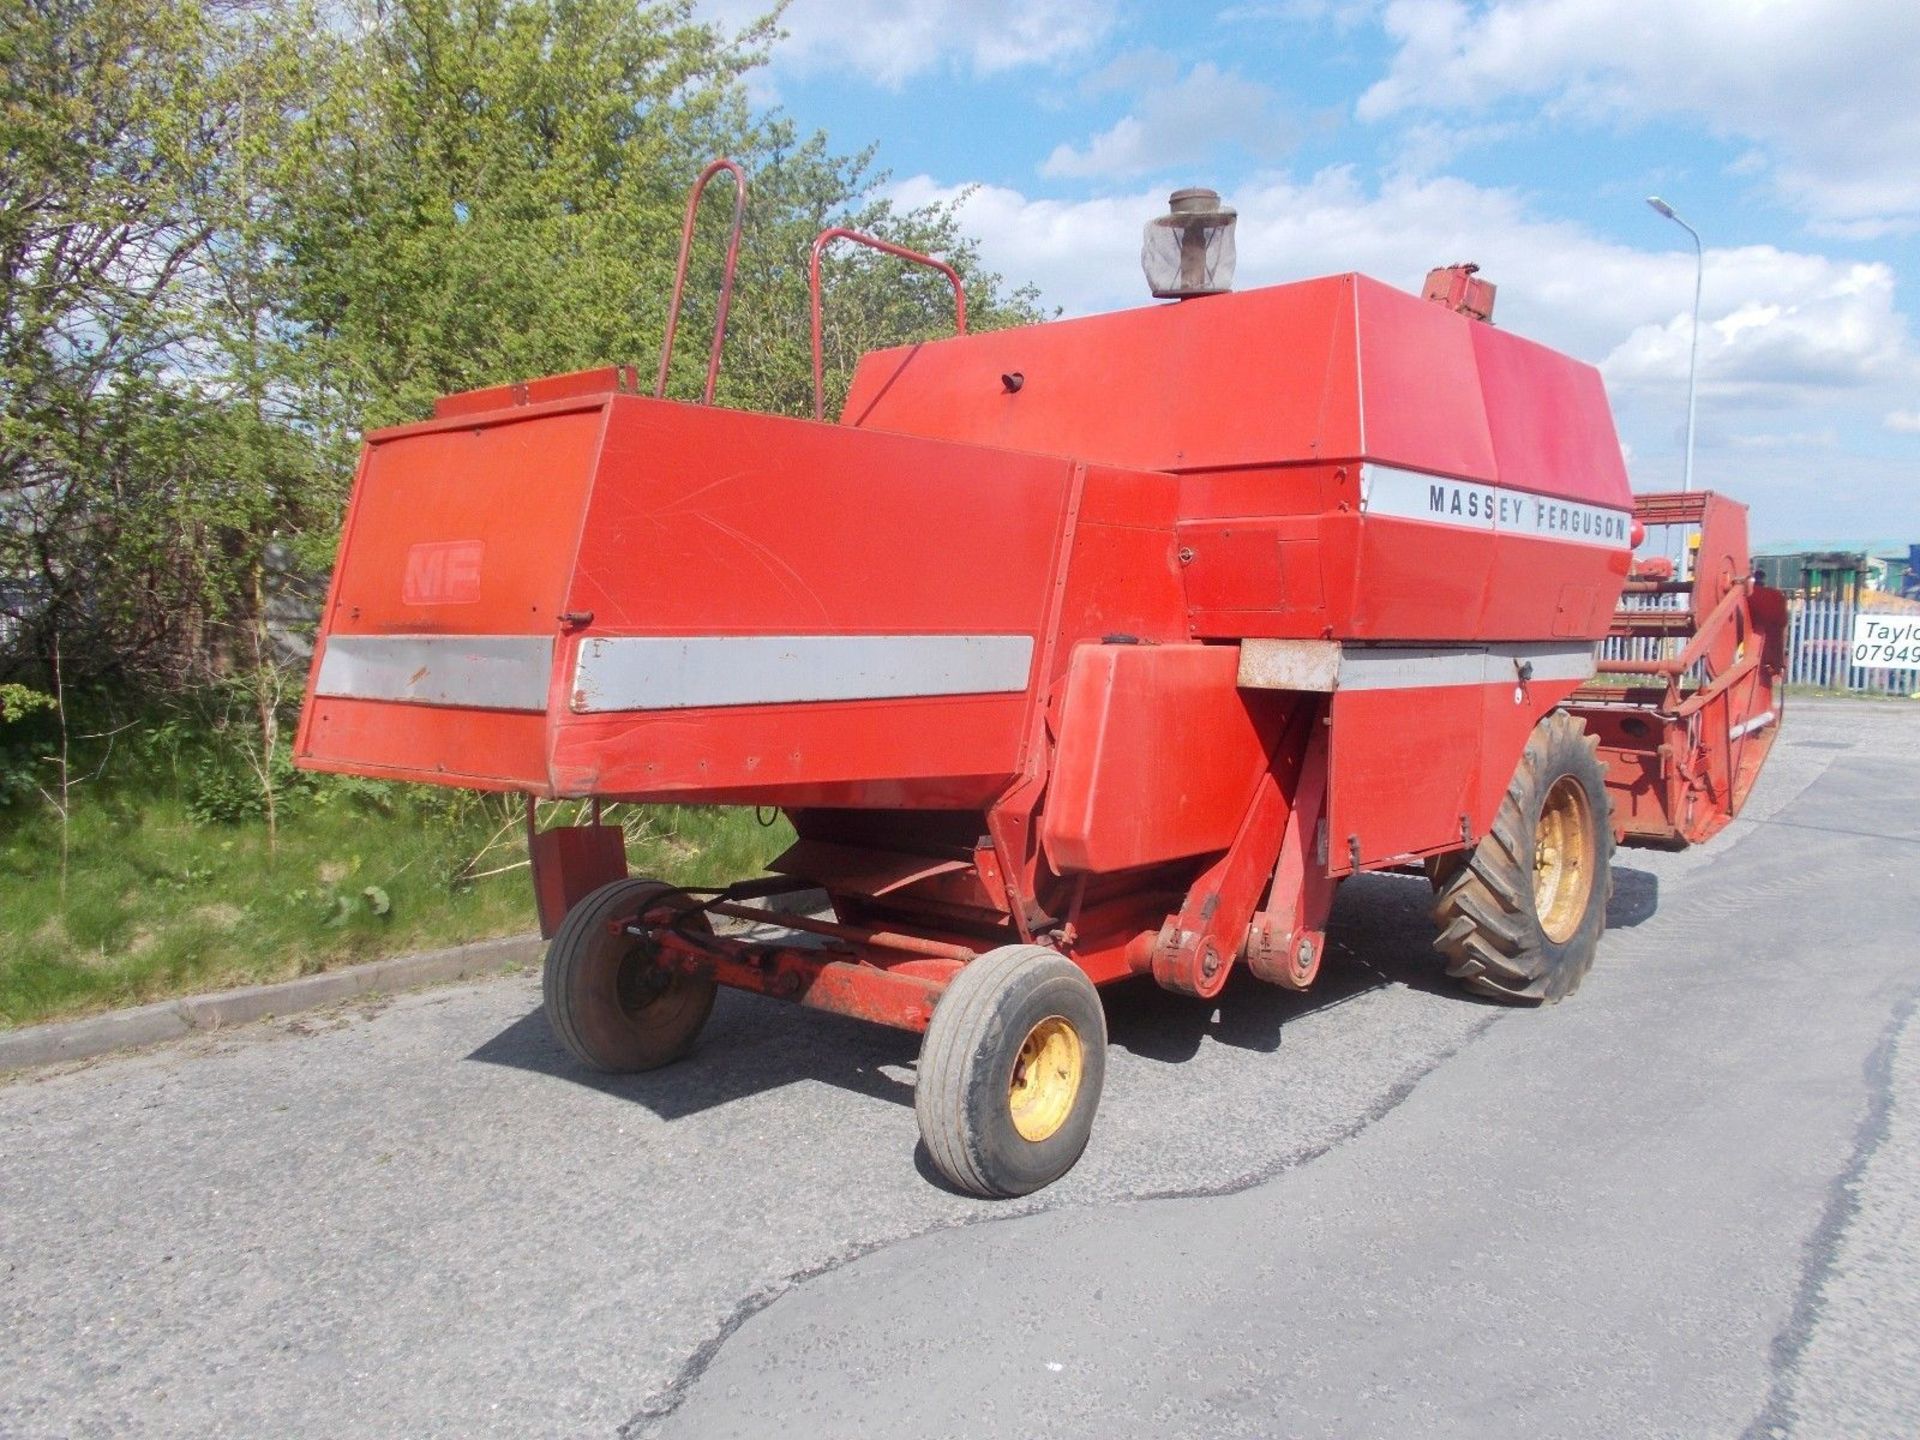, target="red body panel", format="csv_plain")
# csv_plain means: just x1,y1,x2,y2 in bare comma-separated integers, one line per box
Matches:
845,275,1629,502
297,399,607,790
844,277,1365,471
1042,645,1272,875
